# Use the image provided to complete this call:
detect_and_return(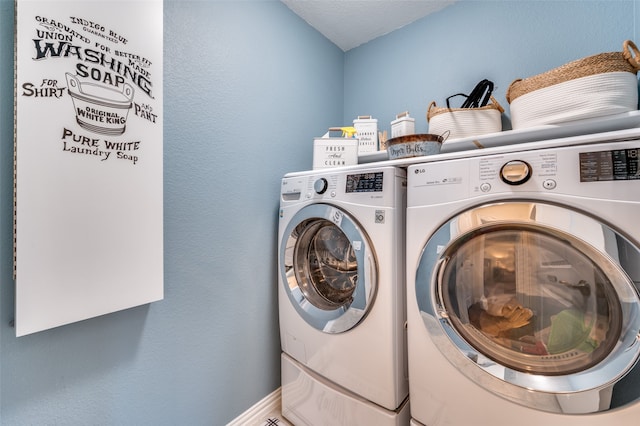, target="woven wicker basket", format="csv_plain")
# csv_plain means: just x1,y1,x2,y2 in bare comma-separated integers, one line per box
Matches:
427,96,504,140
506,40,640,129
